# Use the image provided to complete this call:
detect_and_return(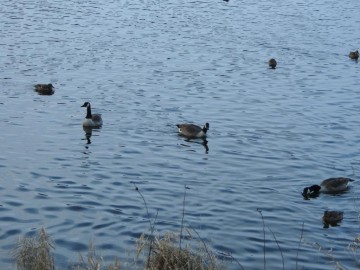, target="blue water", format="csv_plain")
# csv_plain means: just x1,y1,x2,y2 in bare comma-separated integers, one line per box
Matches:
1,0,360,269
